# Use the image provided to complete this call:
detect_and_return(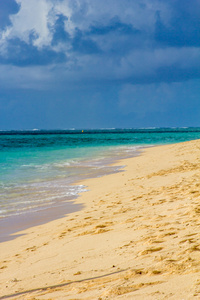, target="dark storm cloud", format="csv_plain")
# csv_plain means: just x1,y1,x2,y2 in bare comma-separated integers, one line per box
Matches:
0,0,200,130
51,14,70,46
155,0,200,47
0,0,199,83
88,18,140,36
71,29,101,54
0,36,67,66
0,0,20,29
